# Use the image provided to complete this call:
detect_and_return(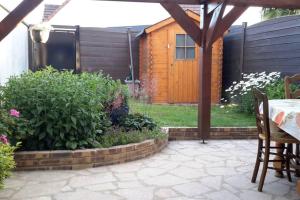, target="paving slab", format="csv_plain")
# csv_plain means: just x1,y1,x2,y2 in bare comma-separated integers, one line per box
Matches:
0,140,298,200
